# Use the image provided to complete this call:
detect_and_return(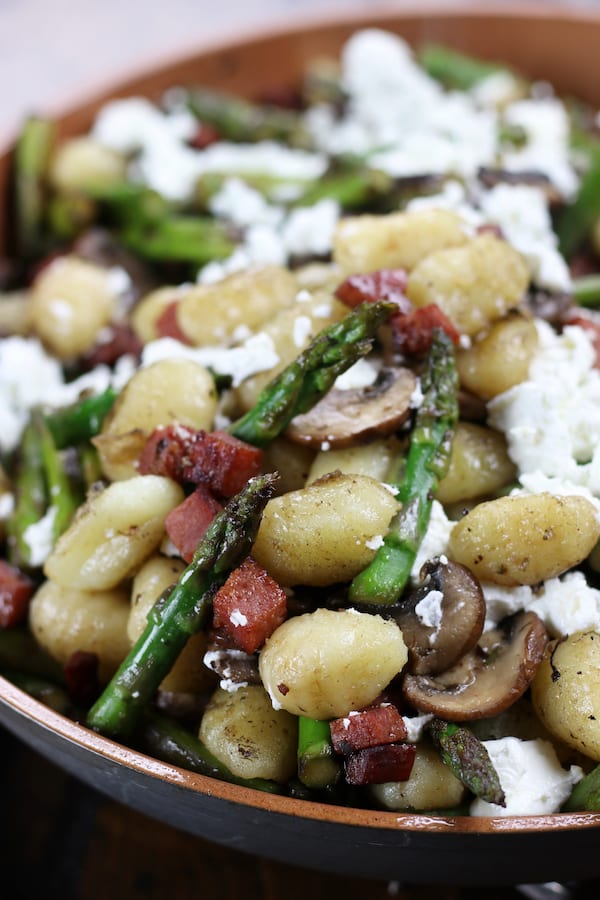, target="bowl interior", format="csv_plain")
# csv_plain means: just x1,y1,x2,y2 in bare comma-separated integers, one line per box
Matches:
2,3,600,884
